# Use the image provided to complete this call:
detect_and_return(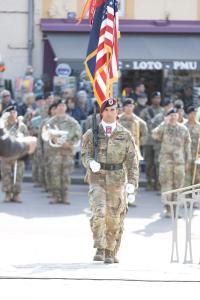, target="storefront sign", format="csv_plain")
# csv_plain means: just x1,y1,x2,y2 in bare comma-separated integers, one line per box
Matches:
119,60,200,70
56,63,72,77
